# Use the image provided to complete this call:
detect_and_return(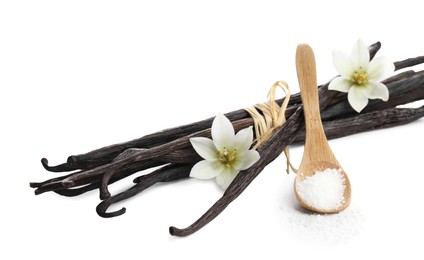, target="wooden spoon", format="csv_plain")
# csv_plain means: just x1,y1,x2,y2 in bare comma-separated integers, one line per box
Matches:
294,44,351,213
